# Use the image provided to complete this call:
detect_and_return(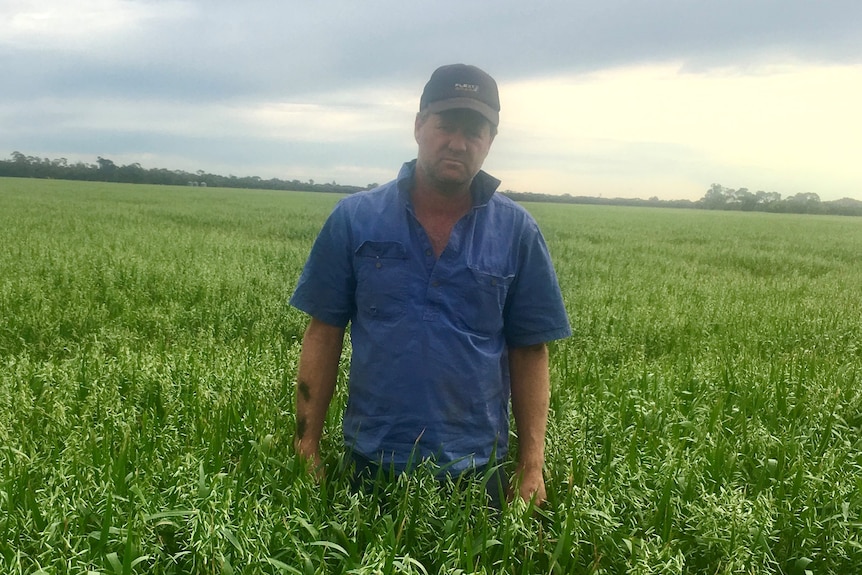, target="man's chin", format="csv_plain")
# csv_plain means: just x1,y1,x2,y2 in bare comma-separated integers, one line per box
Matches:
432,174,472,194
436,164,473,183
417,161,475,193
